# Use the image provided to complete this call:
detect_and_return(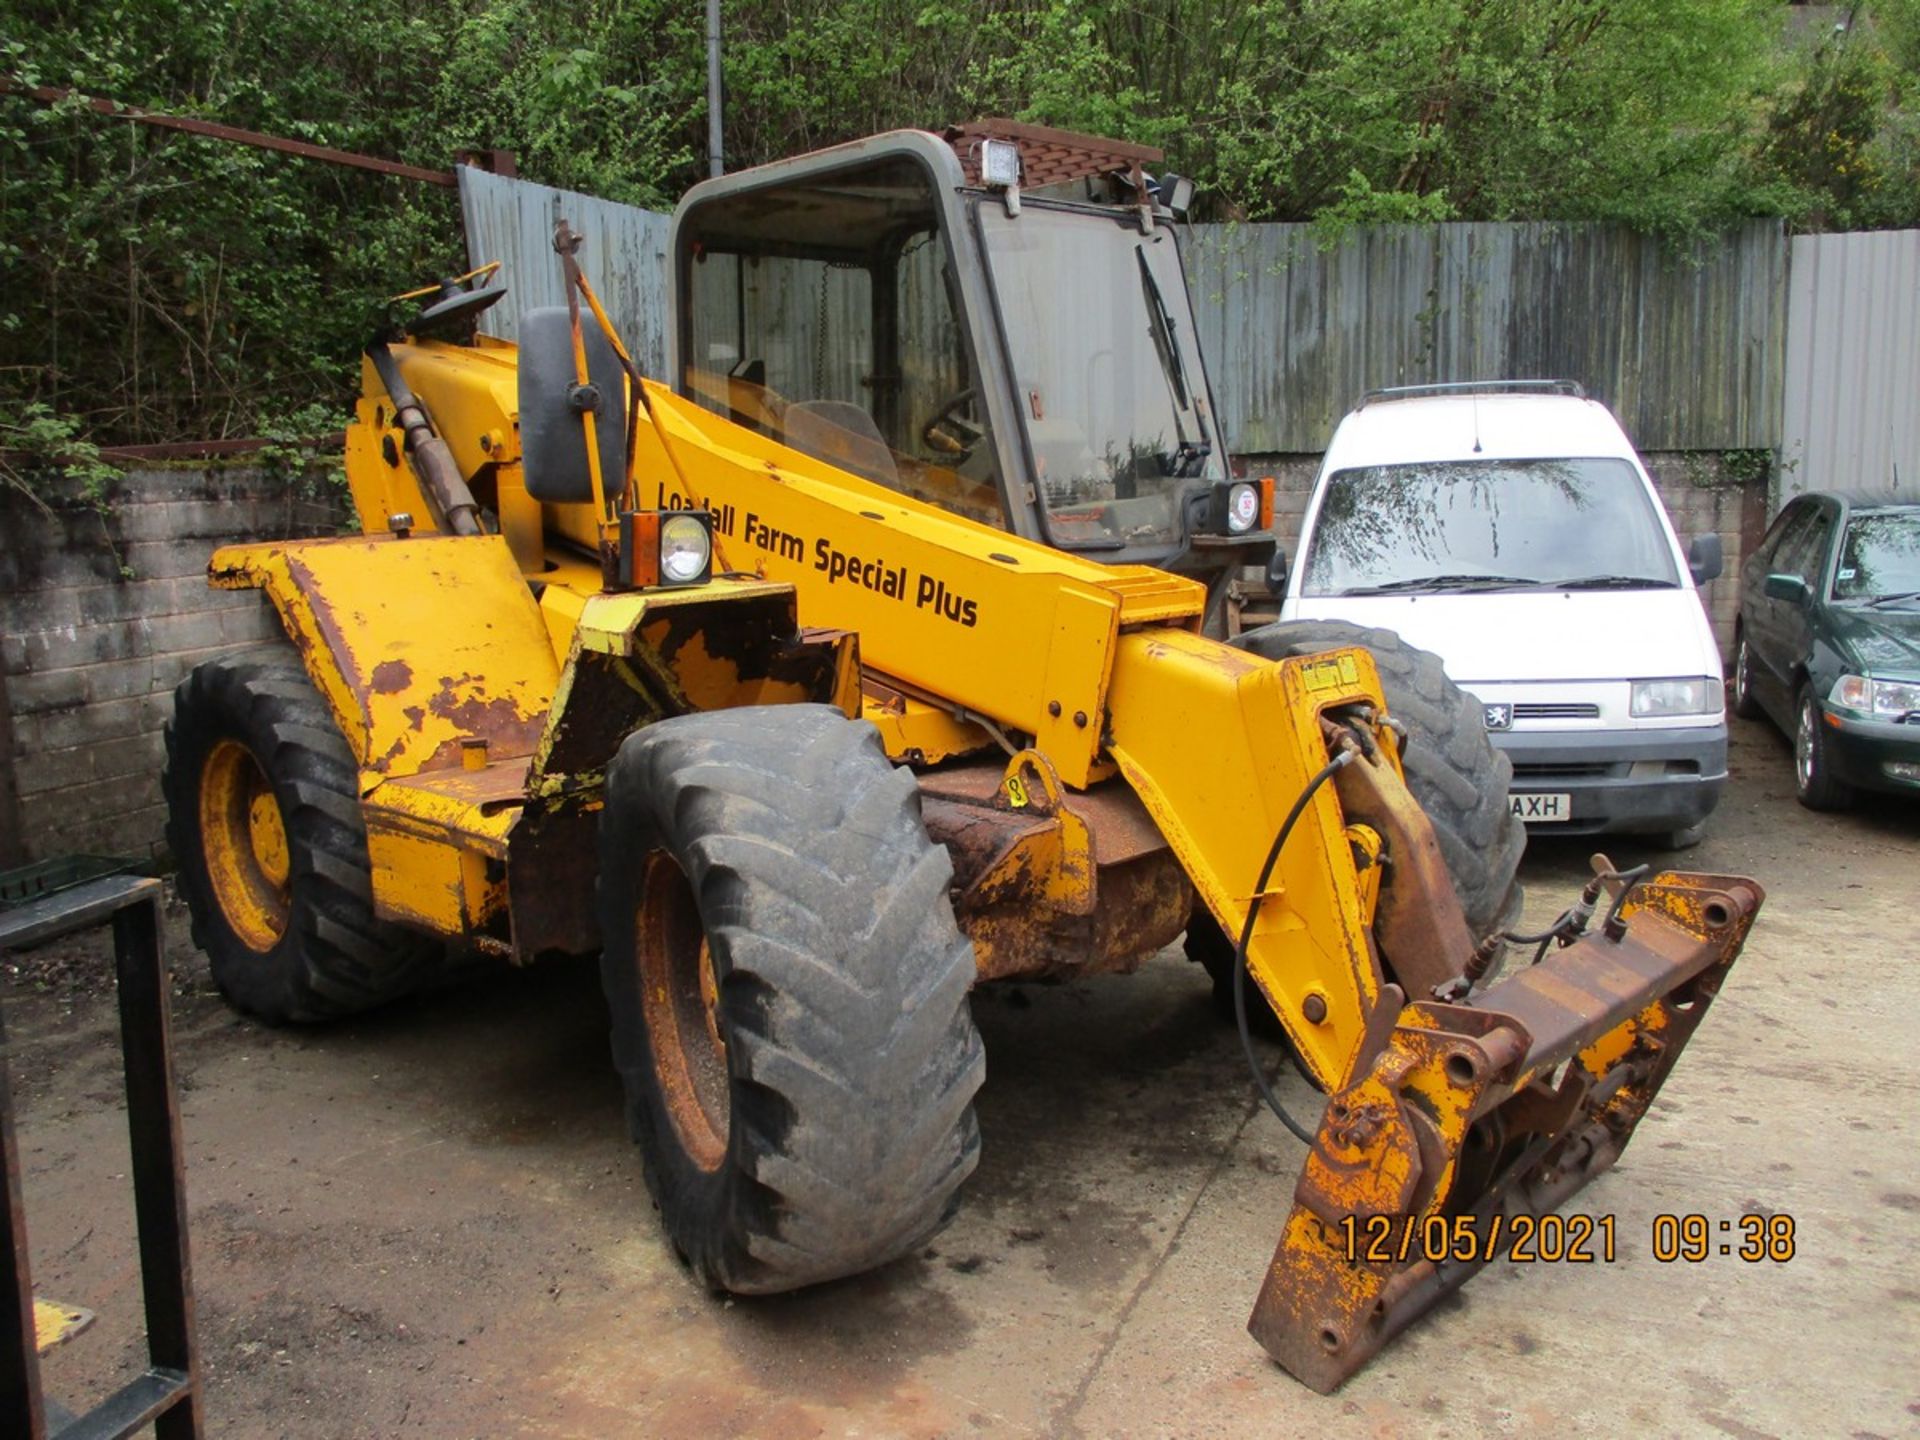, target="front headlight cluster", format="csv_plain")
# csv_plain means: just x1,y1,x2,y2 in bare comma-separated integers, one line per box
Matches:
1630,677,1721,718
1831,674,1920,719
